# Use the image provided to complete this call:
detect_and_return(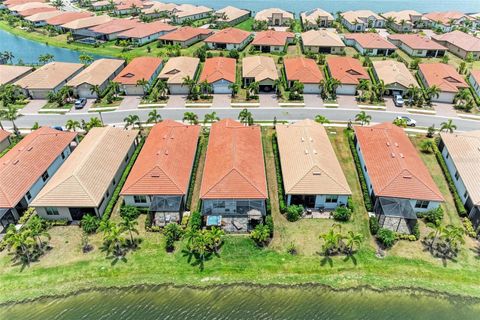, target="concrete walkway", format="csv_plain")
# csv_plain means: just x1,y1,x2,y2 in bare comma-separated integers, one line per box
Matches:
304,94,324,108
166,95,187,108
118,96,141,111
20,100,46,115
